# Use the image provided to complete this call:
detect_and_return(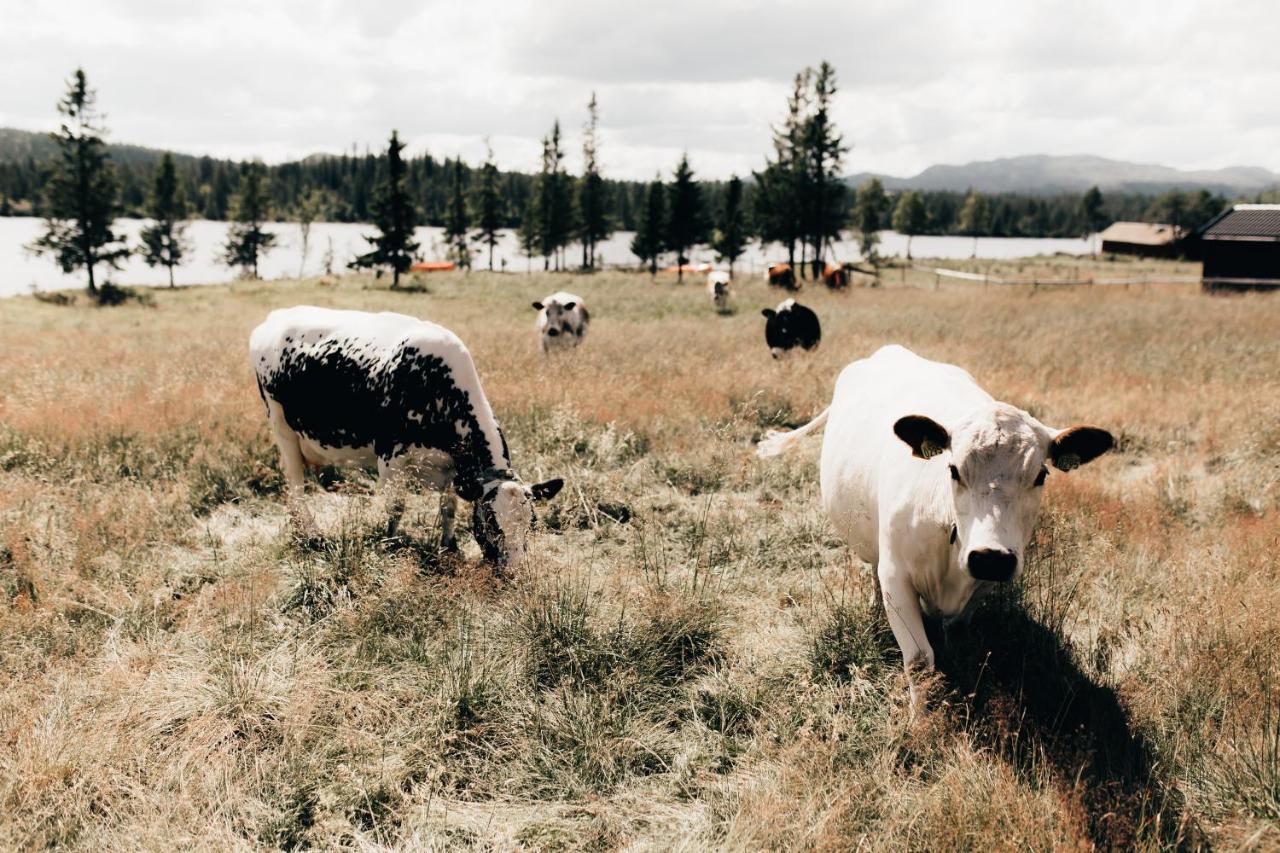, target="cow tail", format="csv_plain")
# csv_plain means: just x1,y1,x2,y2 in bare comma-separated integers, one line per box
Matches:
255,373,270,417
755,406,830,459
